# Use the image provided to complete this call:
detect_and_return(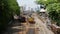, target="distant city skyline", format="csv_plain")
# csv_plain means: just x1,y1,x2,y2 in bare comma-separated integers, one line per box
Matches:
17,0,40,11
